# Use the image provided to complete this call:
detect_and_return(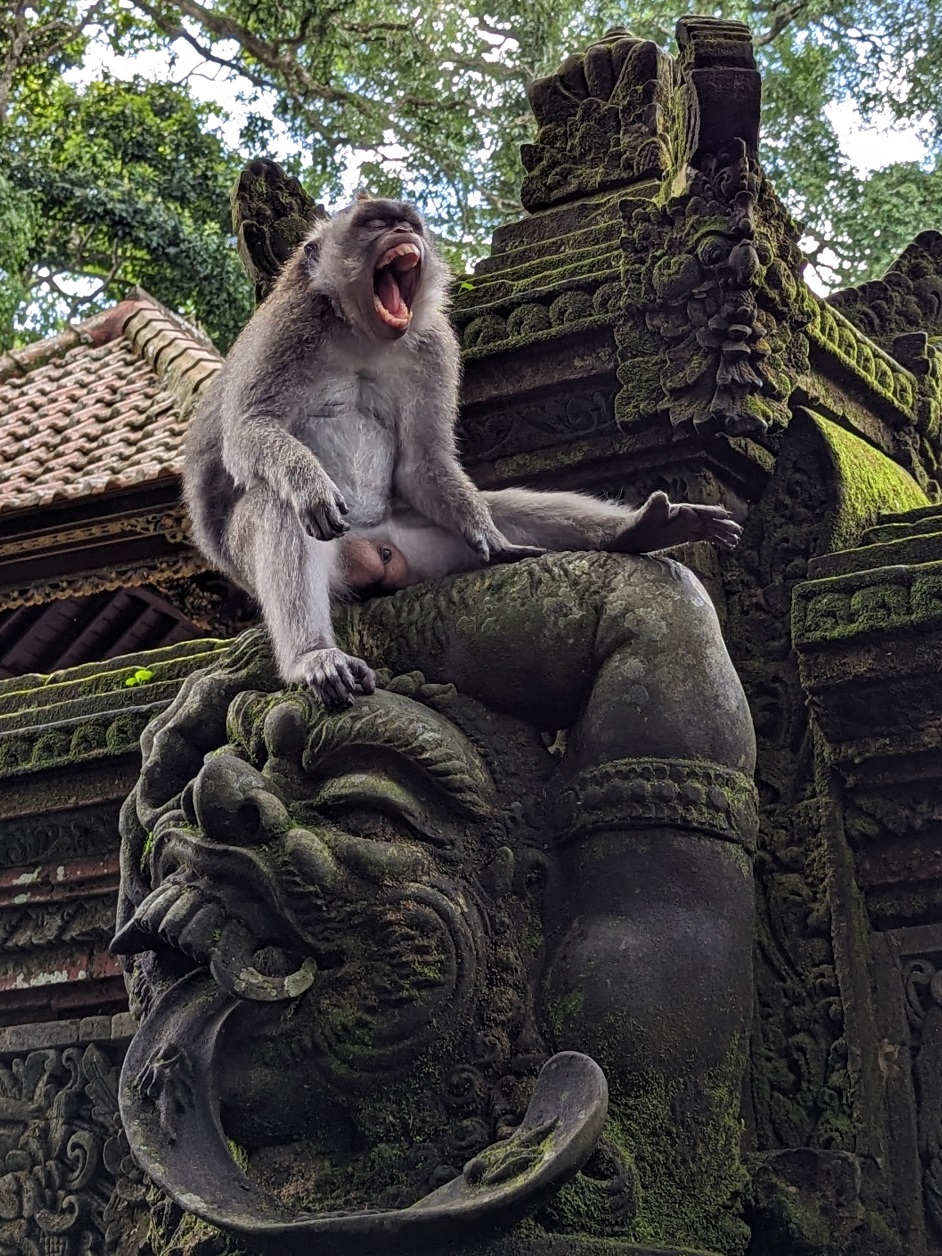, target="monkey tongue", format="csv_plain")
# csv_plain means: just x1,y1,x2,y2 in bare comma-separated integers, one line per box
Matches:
375,269,412,327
